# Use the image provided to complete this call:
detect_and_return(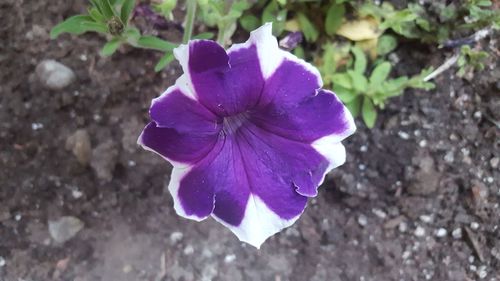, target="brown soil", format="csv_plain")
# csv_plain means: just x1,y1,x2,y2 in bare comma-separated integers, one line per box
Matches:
1,1,499,281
